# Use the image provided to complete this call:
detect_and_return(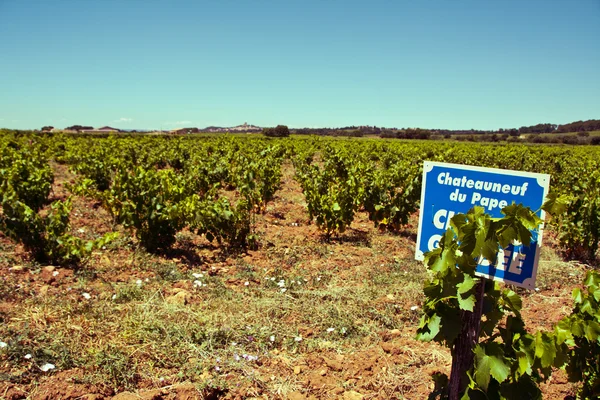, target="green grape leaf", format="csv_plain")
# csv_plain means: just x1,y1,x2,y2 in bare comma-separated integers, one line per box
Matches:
502,289,522,313
457,274,476,294
516,350,532,376
572,288,583,304
542,192,570,216
474,343,510,391
583,320,600,342
416,314,441,342
534,331,556,368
